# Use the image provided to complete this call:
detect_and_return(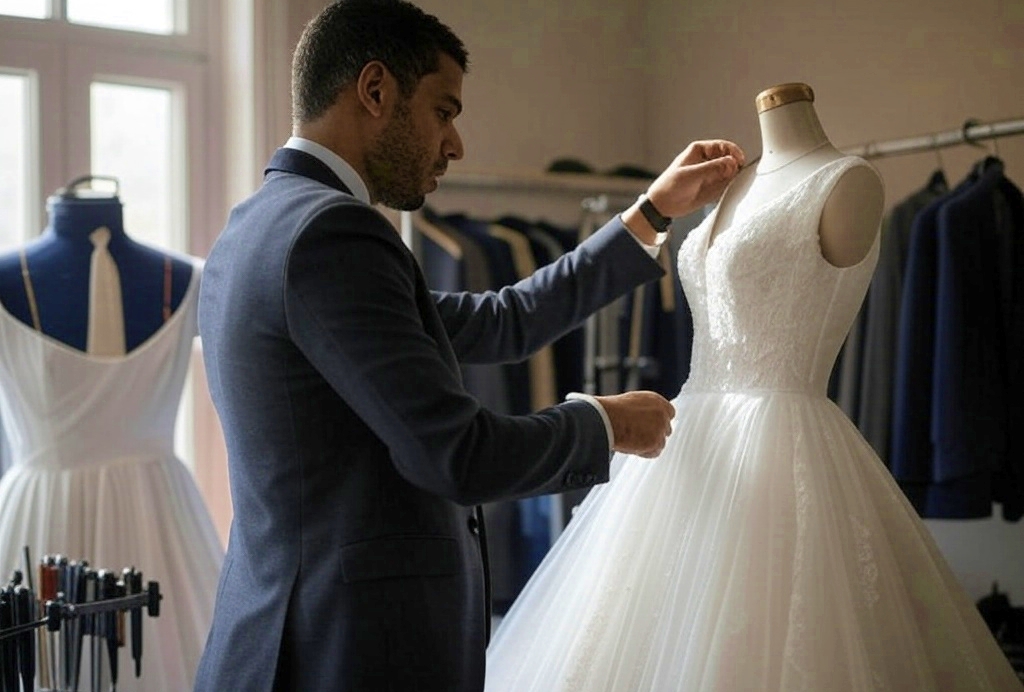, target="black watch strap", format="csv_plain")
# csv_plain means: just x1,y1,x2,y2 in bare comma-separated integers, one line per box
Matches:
638,195,672,233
